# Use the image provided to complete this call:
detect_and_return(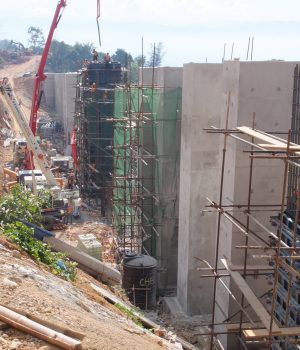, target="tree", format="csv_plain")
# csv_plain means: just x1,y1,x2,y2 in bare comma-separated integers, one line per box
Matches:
112,48,132,68
146,42,165,67
46,40,96,73
0,39,13,50
128,55,147,83
46,40,72,72
28,26,45,53
135,54,146,67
